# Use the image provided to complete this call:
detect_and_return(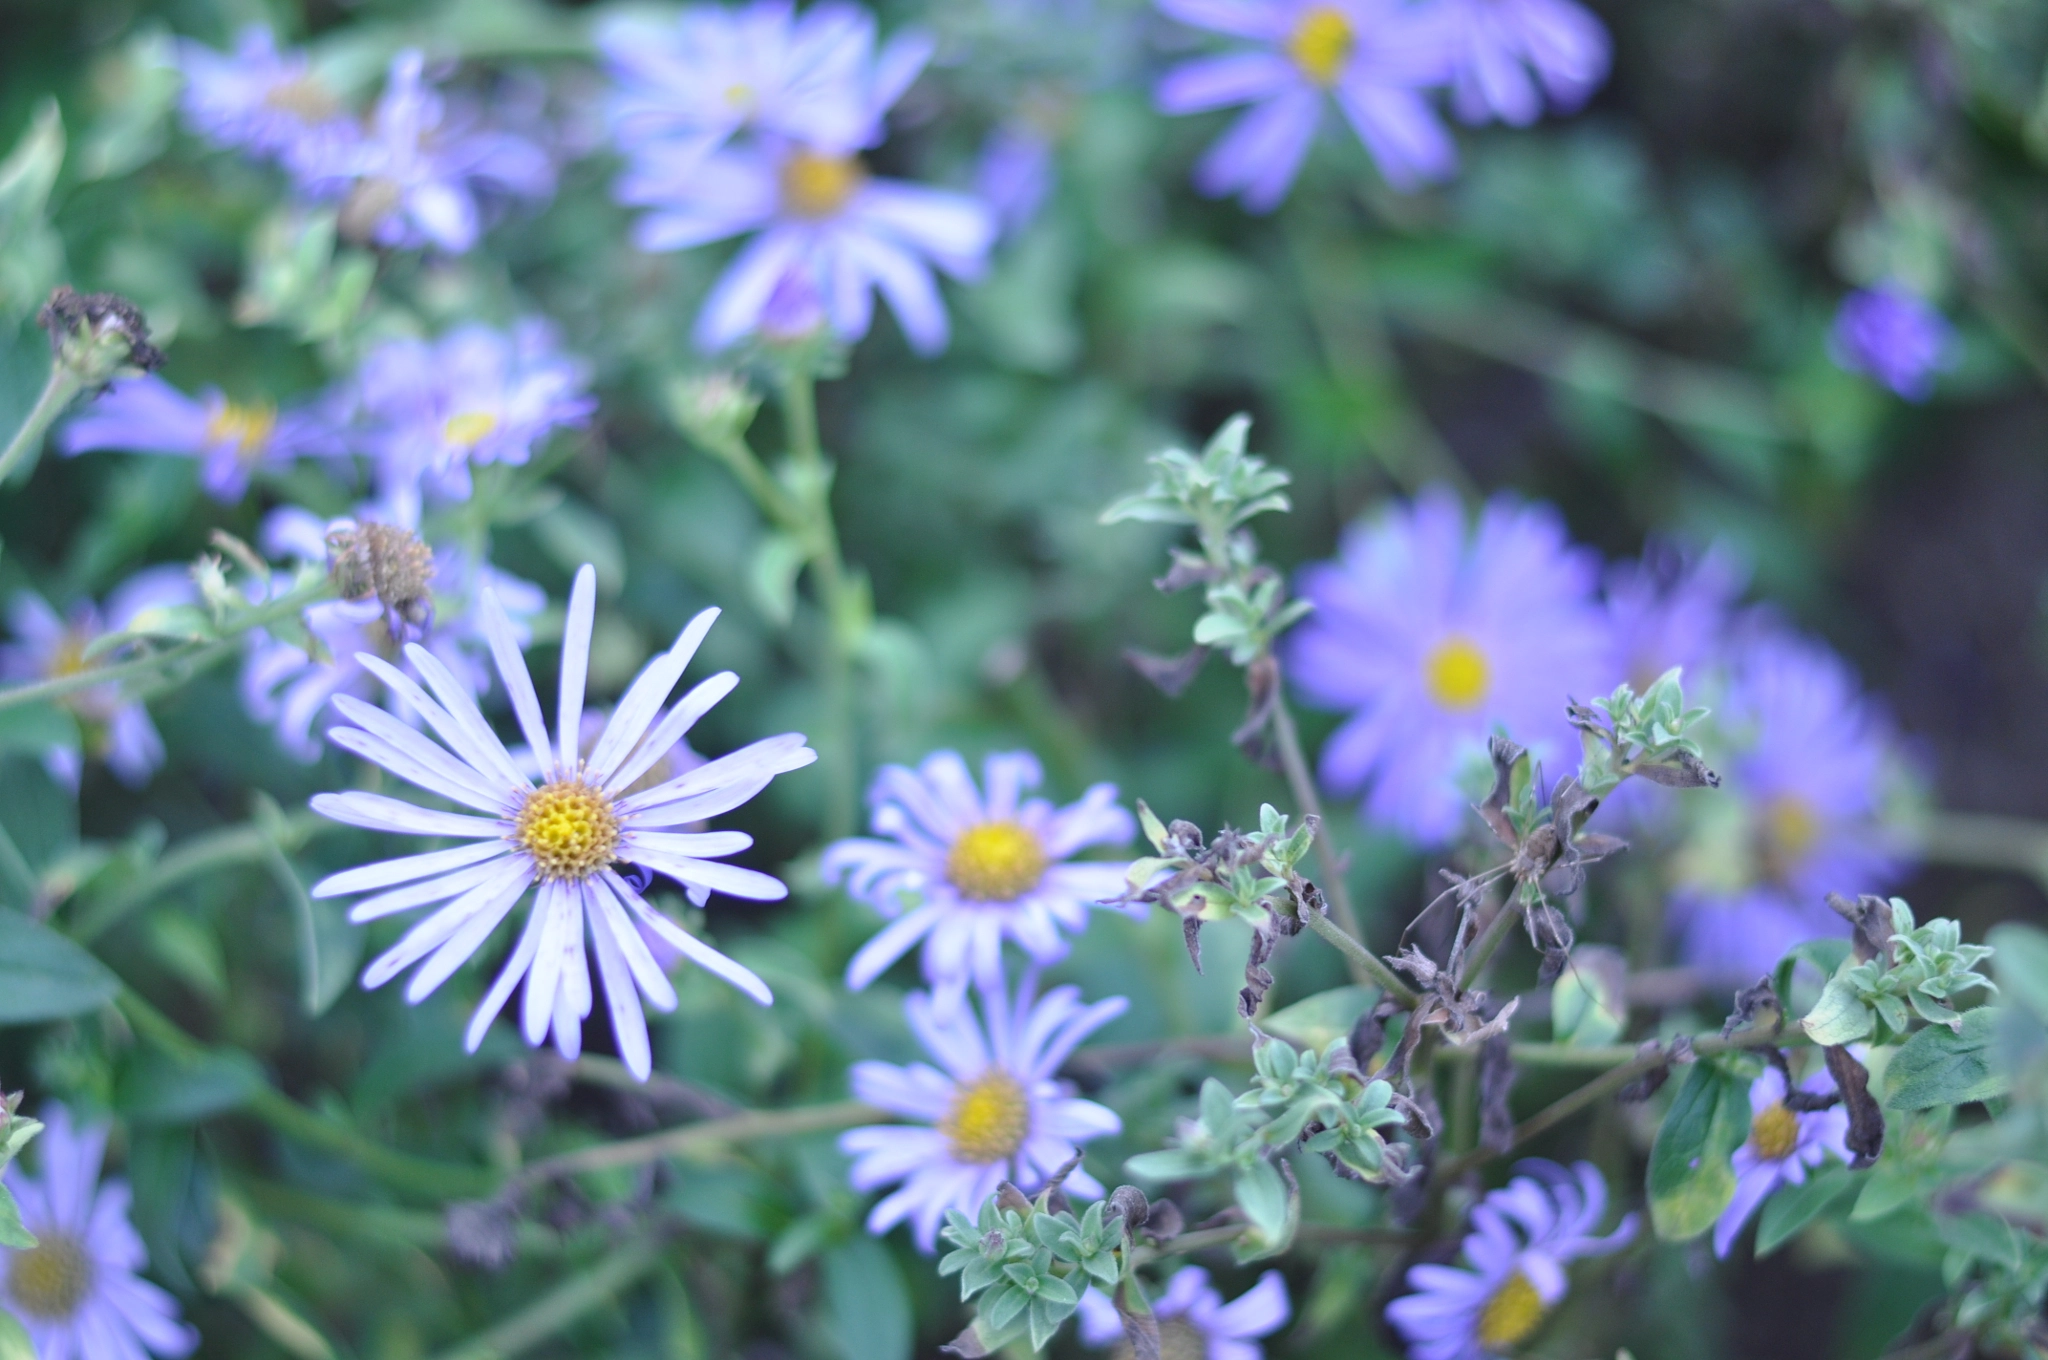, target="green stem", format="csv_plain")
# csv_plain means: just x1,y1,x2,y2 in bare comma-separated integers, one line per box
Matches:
511,1100,880,1188
1302,904,1419,1008
426,1236,665,1360
1455,894,1523,987
1907,809,2048,891
242,1179,569,1258
0,818,38,913
0,366,81,487
71,810,337,944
